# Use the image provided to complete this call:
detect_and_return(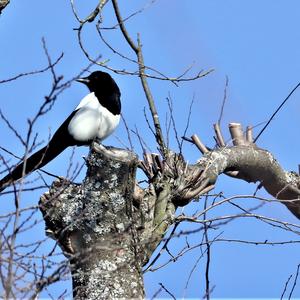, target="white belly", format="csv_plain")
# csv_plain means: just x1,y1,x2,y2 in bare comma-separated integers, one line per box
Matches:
68,93,120,142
